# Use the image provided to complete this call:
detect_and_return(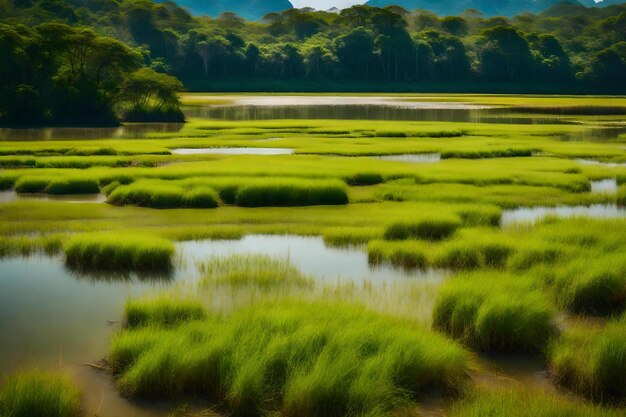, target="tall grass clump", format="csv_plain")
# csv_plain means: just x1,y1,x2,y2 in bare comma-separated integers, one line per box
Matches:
449,387,623,417
44,178,100,195
344,172,384,186
63,233,174,272
199,255,313,289
550,316,626,403
0,371,81,417
383,215,461,241
617,185,626,206
368,240,429,269
235,179,348,207
107,181,219,209
554,254,626,315
125,298,206,329
433,273,557,353
109,301,470,417
14,176,50,193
